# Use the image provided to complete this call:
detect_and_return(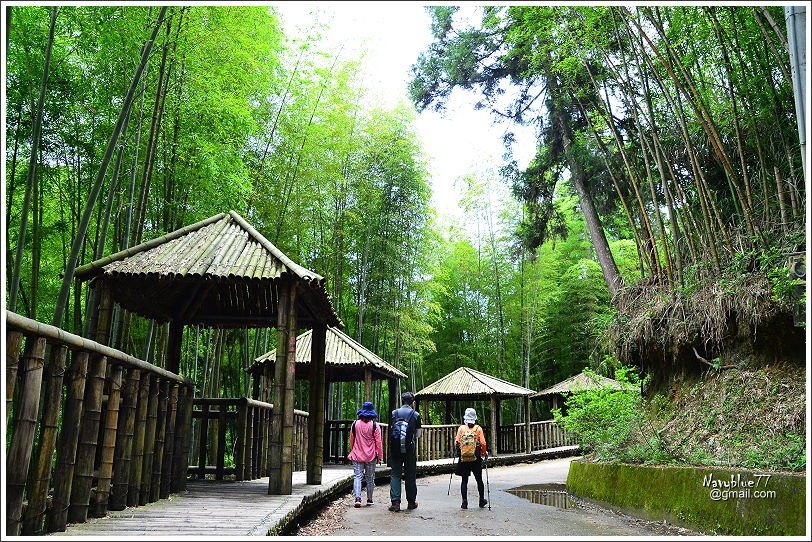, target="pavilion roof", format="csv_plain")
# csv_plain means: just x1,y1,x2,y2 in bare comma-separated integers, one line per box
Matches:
532,371,637,398
248,326,406,381
414,367,535,400
73,211,341,329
